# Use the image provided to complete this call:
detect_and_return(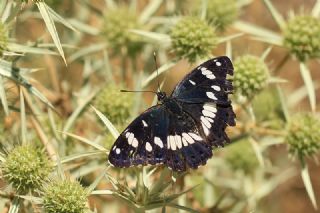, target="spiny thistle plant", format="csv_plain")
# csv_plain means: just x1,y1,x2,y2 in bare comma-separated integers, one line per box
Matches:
170,16,218,63
283,15,320,61
286,113,320,160
43,179,88,213
233,54,269,101
191,0,239,31
1,144,53,194
94,84,133,125
1,0,320,212
225,140,259,174
101,7,143,57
